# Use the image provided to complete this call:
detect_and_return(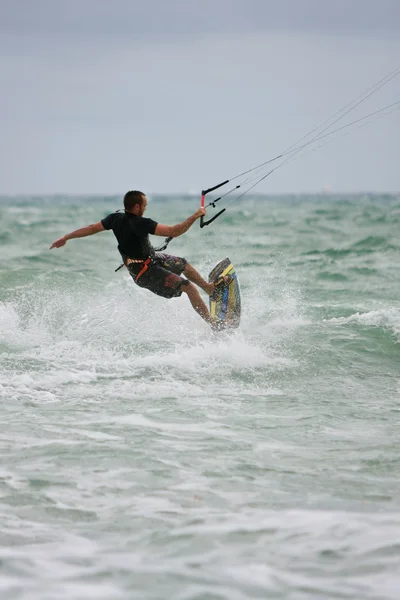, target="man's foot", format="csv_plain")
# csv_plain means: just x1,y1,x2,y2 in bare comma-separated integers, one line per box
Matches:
208,274,233,297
